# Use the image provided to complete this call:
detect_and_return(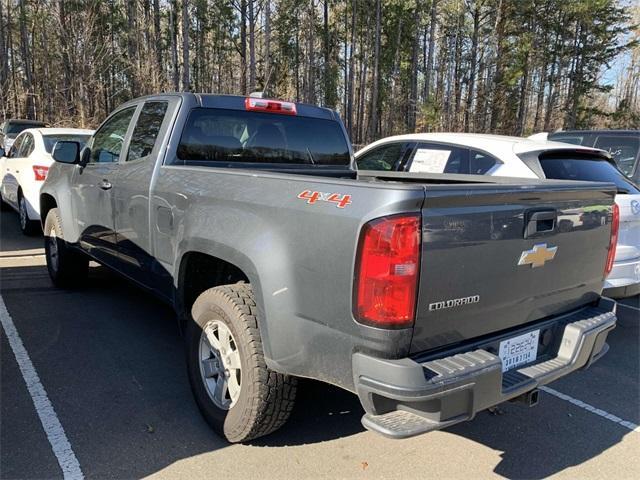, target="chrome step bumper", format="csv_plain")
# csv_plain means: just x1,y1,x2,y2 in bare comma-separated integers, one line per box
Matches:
355,298,617,439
